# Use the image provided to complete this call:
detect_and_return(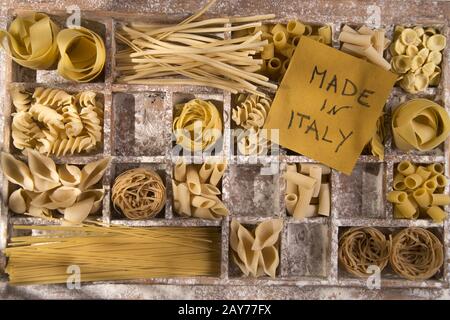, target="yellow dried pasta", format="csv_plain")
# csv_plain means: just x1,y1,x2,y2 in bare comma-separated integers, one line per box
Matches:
173,99,222,152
